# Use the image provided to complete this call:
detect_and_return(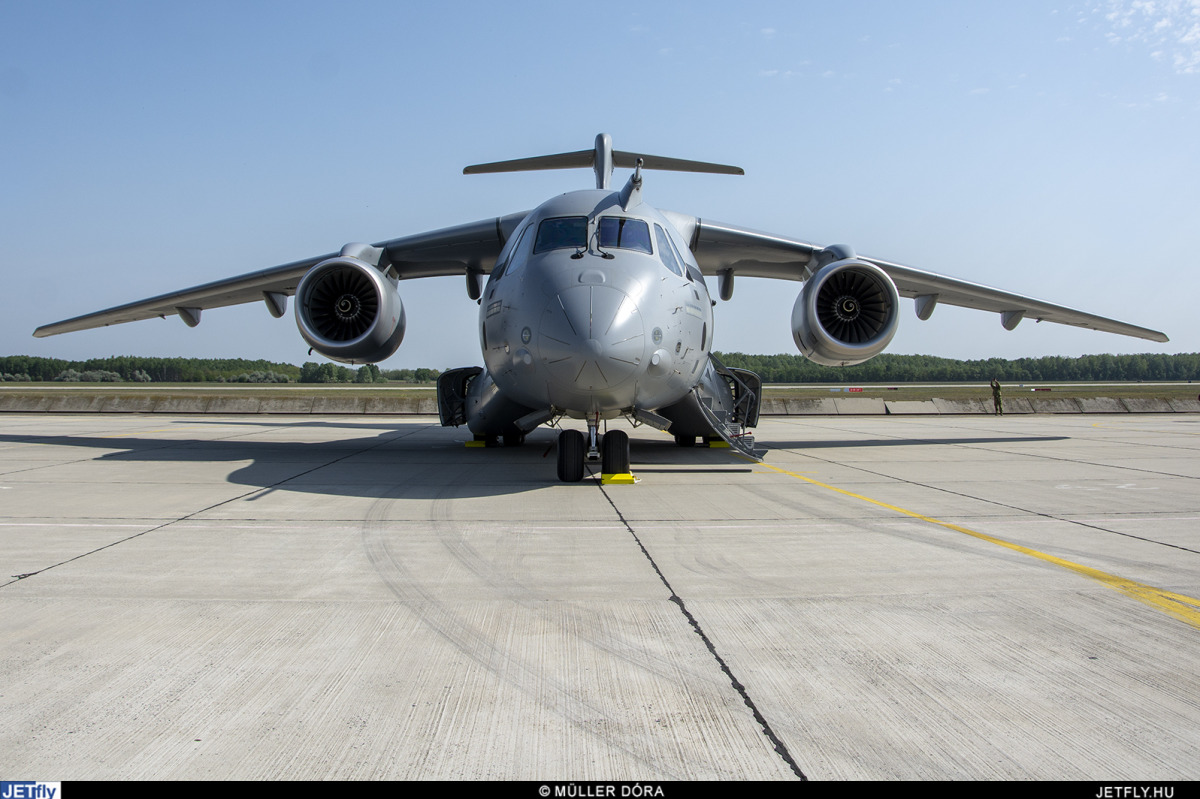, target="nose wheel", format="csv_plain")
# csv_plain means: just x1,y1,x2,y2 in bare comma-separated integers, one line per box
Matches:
601,430,630,475
556,430,586,482
555,427,631,482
